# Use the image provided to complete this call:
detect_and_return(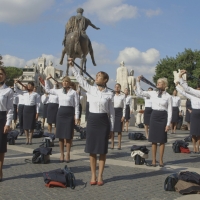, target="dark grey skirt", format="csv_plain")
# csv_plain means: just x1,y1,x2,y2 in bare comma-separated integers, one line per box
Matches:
85,113,110,154
56,106,74,139
47,103,59,124
79,103,82,119
0,111,7,153
13,104,18,121
190,109,200,136
125,105,130,121
23,105,36,130
185,110,191,123
144,107,152,125
114,108,123,132
18,104,24,130
85,102,89,121
42,104,48,118
171,107,179,123
149,110,167,143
